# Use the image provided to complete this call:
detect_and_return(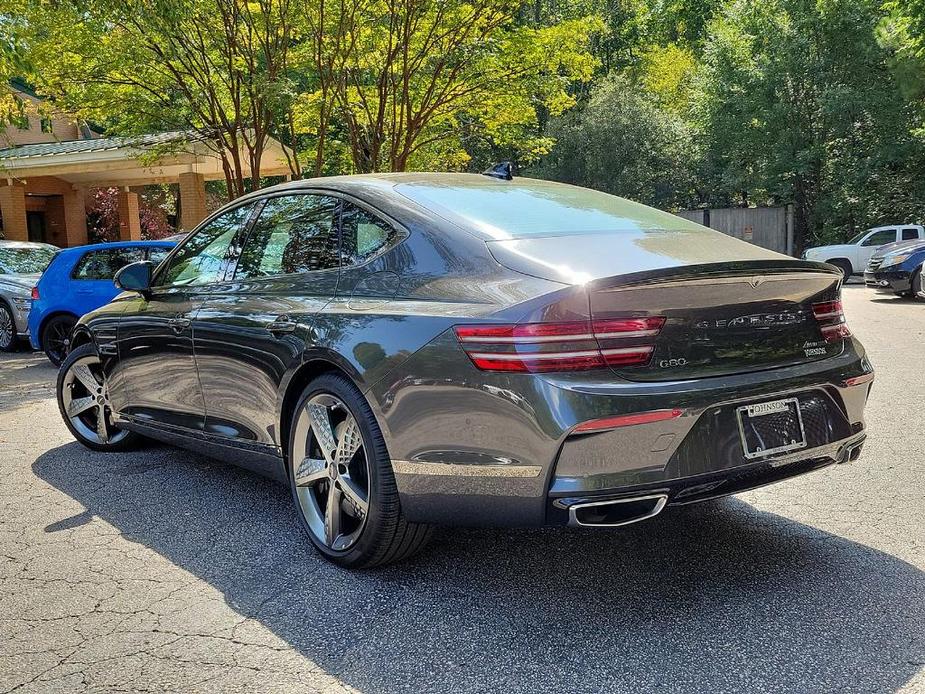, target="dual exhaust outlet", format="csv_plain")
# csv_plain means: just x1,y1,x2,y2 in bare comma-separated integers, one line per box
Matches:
568,493,669,528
